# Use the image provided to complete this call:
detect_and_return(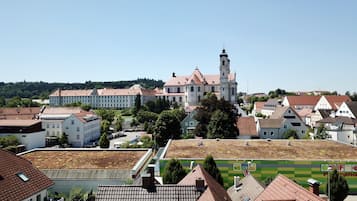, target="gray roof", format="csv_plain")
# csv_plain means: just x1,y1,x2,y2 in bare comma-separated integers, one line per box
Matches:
96,185,201,201
318,109,333,118
227,175,265,201
317,116,356,125
346,101,357,118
